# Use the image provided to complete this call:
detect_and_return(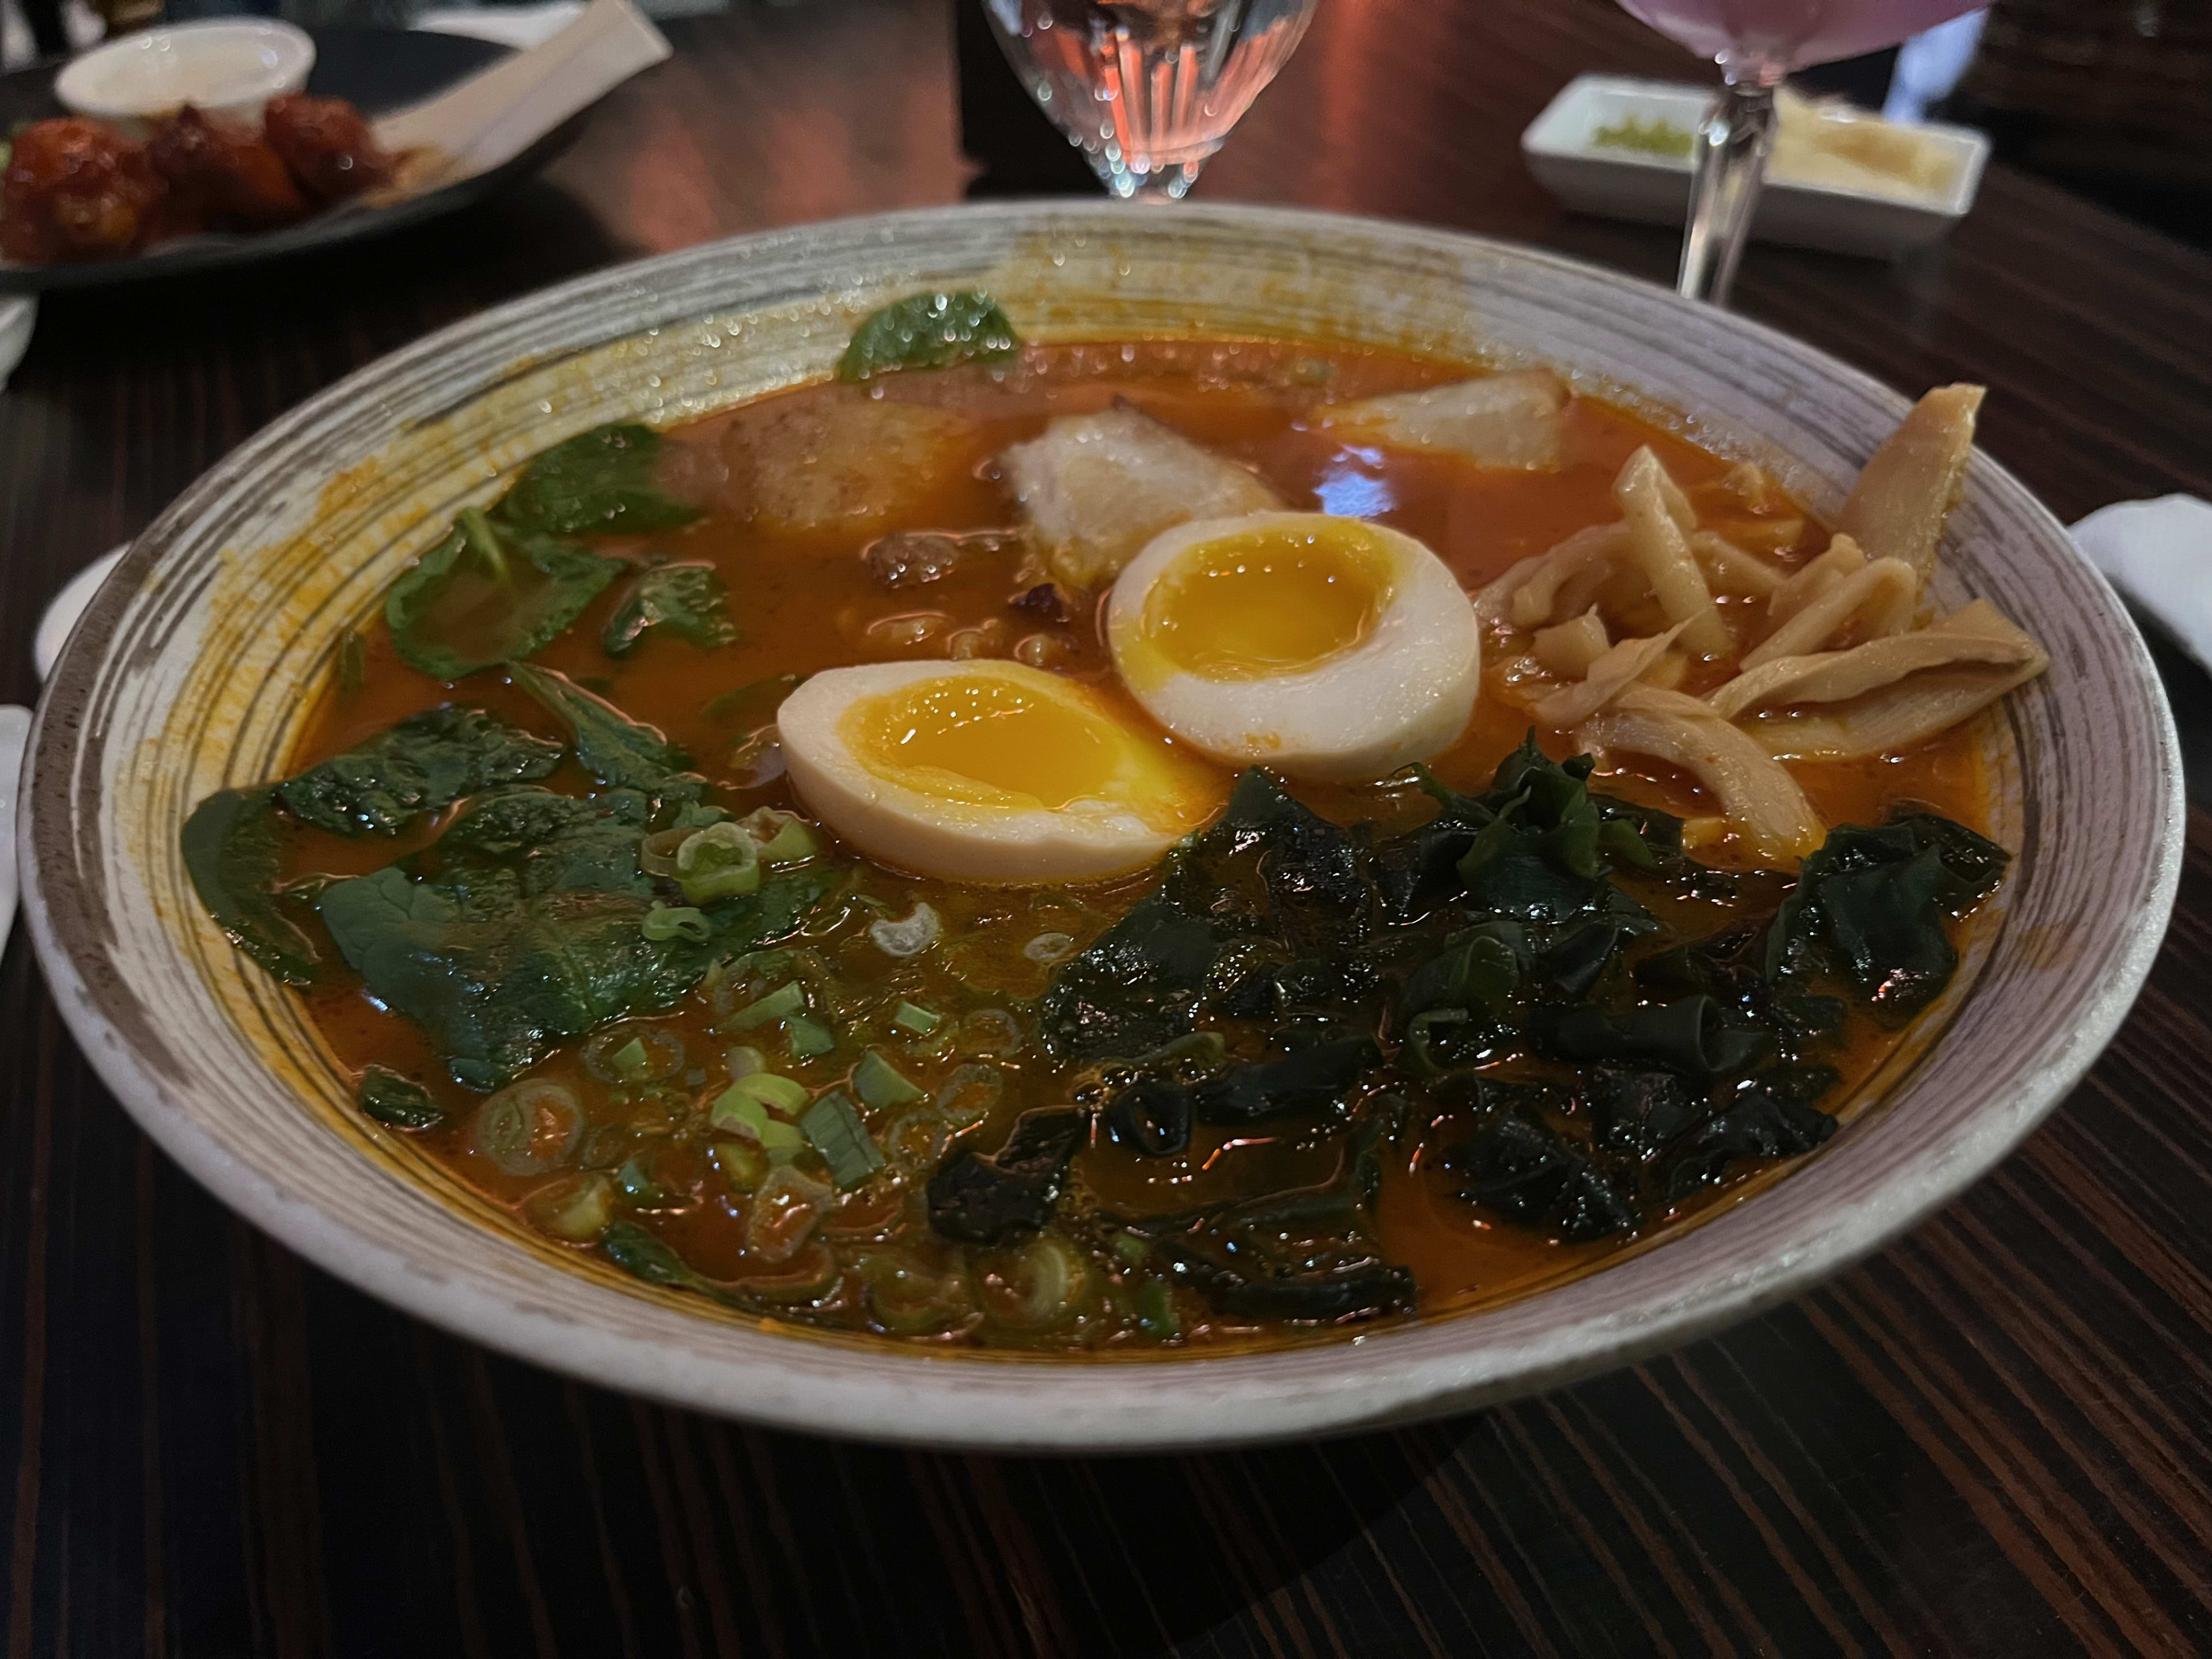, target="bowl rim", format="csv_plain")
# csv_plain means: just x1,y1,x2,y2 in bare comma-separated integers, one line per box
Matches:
20,200,2187,1451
